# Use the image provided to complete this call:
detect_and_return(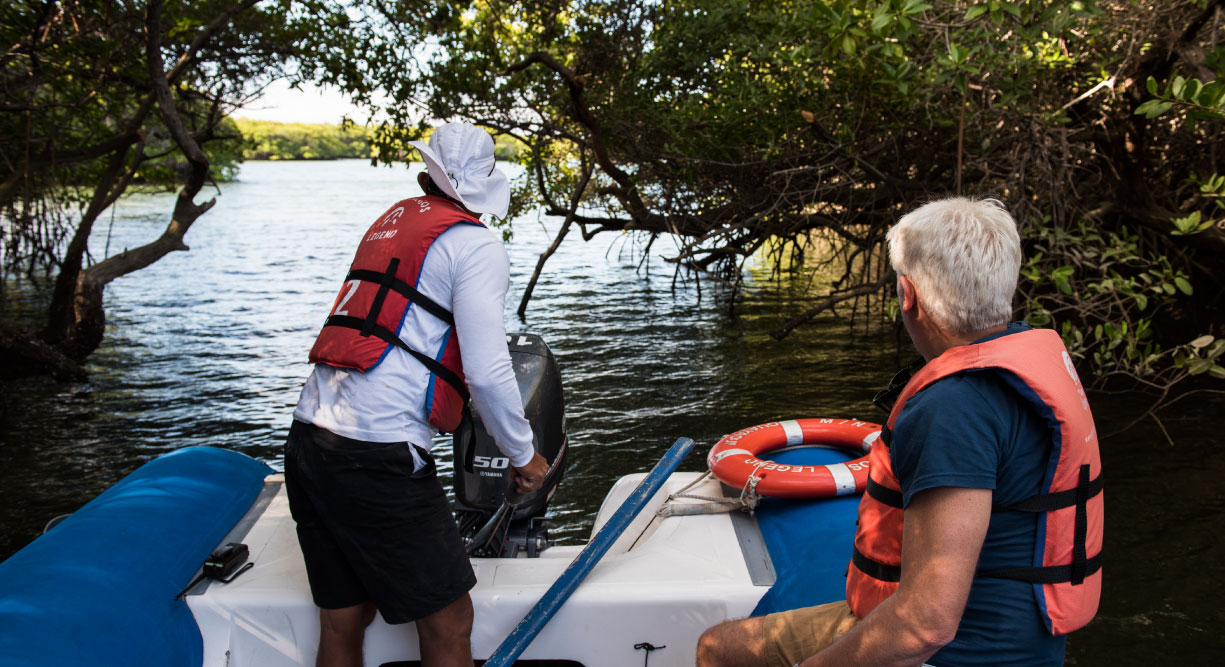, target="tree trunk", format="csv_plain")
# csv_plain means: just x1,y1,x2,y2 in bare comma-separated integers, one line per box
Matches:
0,318,86,383
43,142,137,358
37,0,230,363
